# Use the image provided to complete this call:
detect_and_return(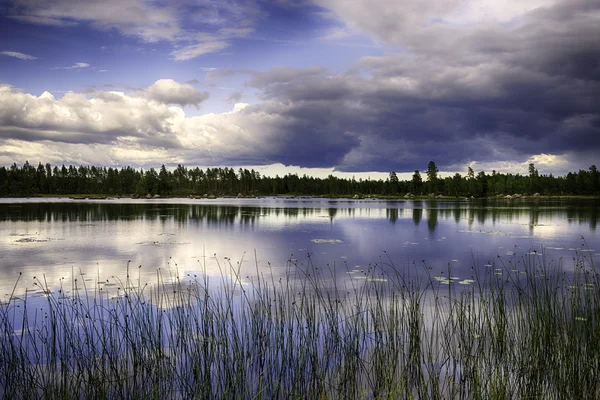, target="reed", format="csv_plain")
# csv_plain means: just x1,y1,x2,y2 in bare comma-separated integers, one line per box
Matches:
0,248,598,399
